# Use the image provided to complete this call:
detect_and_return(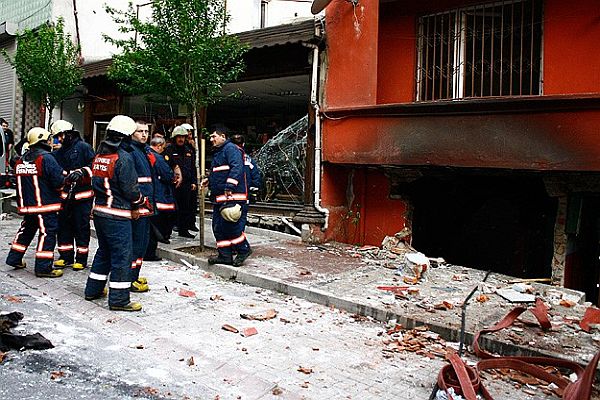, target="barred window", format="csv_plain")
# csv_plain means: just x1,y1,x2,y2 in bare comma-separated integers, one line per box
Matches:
416,0,543,101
